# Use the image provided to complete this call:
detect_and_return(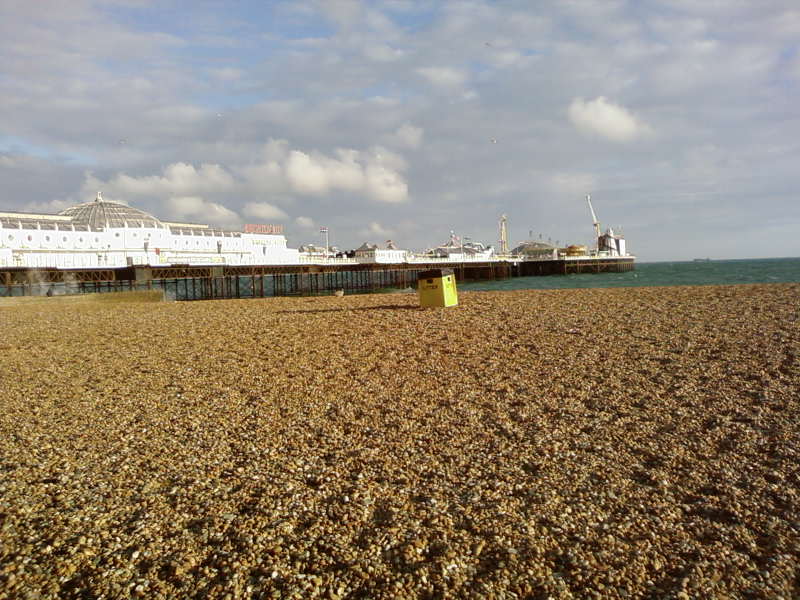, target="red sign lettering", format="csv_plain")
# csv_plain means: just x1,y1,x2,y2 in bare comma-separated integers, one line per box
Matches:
244,224,284,234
